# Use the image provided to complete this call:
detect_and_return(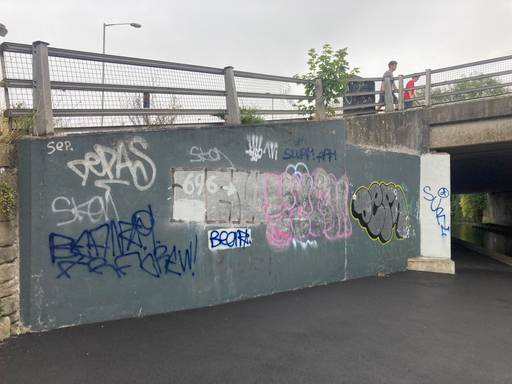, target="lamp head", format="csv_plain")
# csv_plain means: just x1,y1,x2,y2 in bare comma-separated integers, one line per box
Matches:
0,23,7,37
